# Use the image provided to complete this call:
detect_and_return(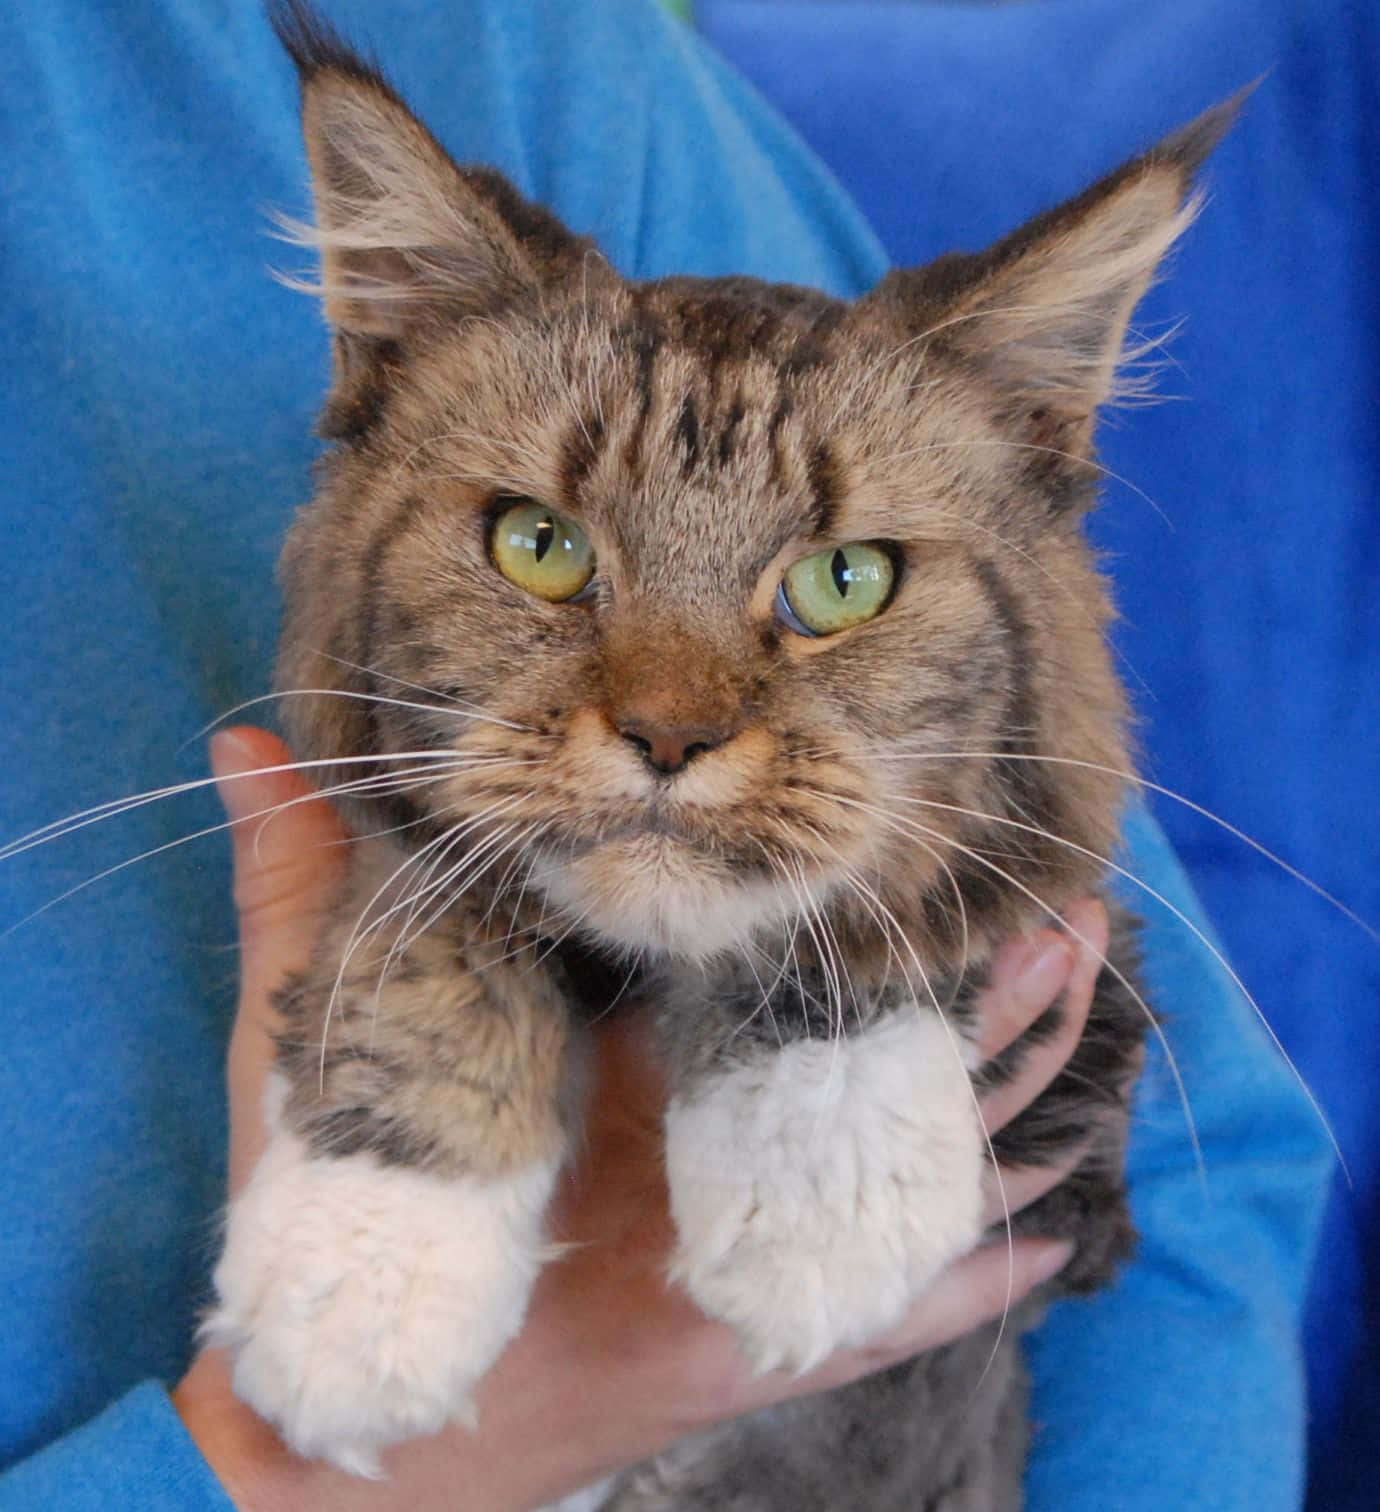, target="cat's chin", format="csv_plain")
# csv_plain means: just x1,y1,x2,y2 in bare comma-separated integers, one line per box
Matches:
531,834,809,962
